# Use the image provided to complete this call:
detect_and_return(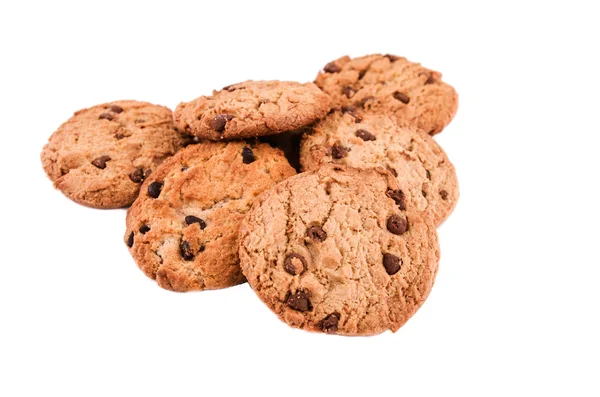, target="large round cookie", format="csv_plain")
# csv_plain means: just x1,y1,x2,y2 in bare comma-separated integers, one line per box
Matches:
125,141,296,292
239,165,440,335
315,54,458,135
41,100,189,208
300,111,458,226
173,80,331,140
